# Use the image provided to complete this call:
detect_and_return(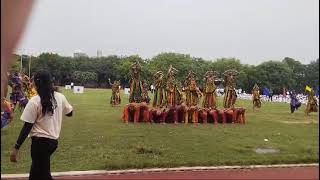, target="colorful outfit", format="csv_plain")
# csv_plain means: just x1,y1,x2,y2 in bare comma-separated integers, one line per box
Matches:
223,70,238,108
184,71,202,123
252,84,261,109
289,92,301,113
27,86,38,99
110,80,121,105
165,65,182,107
142,82,150,104
1,99,13,128
9,73,28,110
202,71,218,109
305,90,318,115
129,61,144,103
185,71,202,107
152,71,165,107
